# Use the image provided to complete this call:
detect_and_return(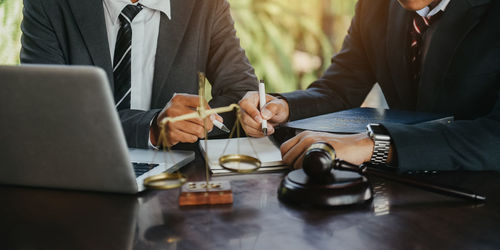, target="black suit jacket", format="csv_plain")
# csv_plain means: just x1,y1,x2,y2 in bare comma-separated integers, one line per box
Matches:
20,0,258,148
281,0,500,171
